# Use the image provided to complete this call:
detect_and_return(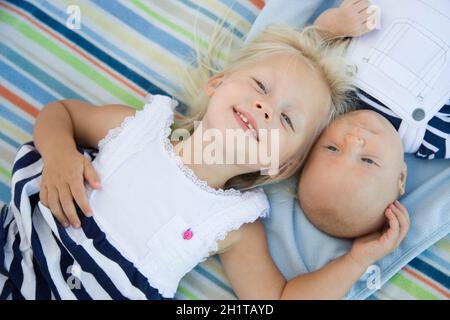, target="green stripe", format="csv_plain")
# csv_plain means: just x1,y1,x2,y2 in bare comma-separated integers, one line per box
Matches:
176,285,199,300
0,166,12,181
0,11,142,107
130,0,227,61
390,273,440,300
